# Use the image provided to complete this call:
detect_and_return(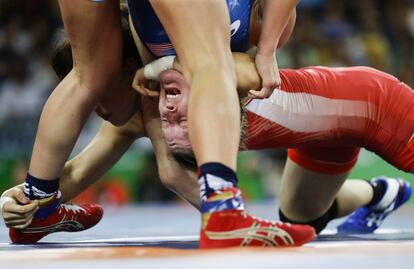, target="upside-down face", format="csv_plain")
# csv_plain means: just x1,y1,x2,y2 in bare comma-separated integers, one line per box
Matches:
158,69,192,151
